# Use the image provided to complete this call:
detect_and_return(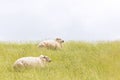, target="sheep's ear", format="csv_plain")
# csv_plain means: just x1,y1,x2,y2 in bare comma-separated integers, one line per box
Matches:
62,40,64,43
40,55,44,58
56,38,61,41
